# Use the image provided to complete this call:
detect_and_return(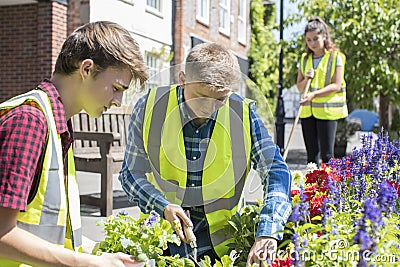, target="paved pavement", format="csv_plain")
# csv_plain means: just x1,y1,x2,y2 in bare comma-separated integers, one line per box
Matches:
79,120,367,242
